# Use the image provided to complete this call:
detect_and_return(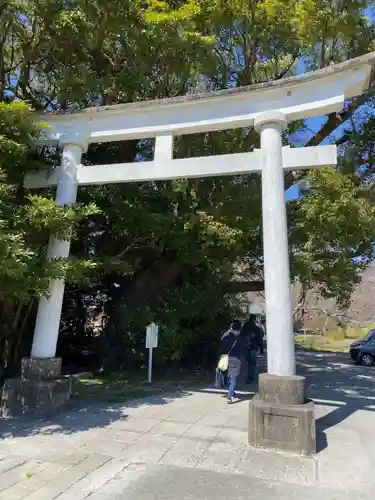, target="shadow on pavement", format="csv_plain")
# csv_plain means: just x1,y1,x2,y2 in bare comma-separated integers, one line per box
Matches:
1,348,374,454
296,347,375,451
196,387,256,404
0,389,192,440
